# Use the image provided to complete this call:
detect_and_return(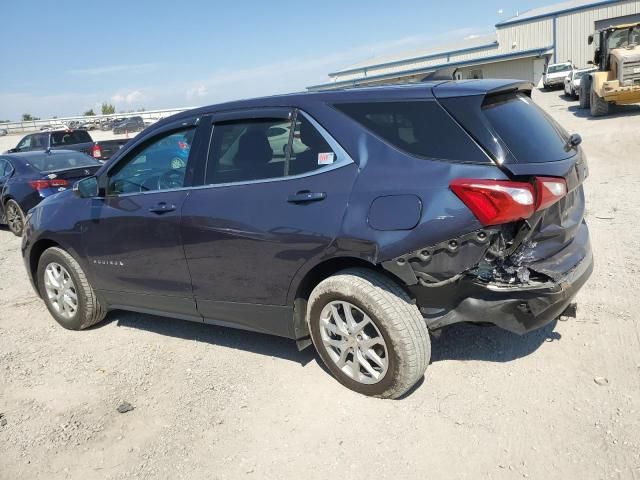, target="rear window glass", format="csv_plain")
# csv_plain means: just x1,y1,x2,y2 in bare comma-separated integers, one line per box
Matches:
334,101,484,162
51,130,92,146
482,93,572,163
29,152,99,172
